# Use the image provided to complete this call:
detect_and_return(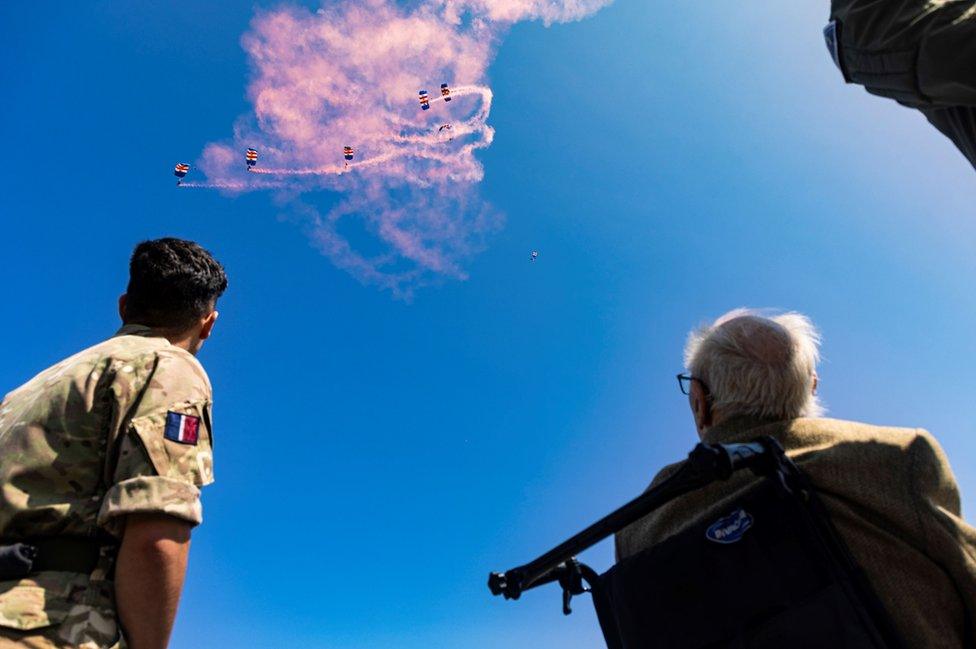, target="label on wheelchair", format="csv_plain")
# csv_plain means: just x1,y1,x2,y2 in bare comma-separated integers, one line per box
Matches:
705,508,753,544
